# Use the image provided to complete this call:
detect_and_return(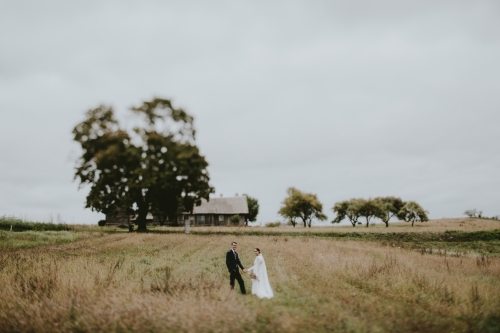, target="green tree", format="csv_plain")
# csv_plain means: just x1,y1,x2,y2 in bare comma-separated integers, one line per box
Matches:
73,98,214,232
278,202,299,227
278,187,327,228
230,214,241,224
397,201,429,227
243,194,259,225
358,198,384,228
332,199,363,227
374,196,405,228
